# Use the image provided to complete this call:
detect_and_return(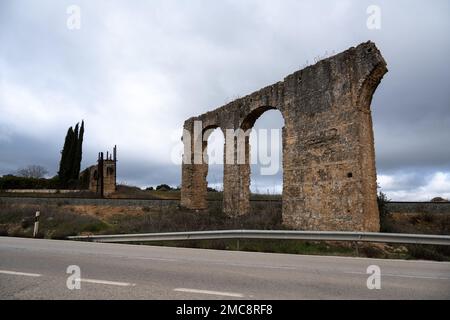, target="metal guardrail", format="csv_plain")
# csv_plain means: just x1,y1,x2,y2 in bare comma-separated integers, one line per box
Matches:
67,230,450,246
